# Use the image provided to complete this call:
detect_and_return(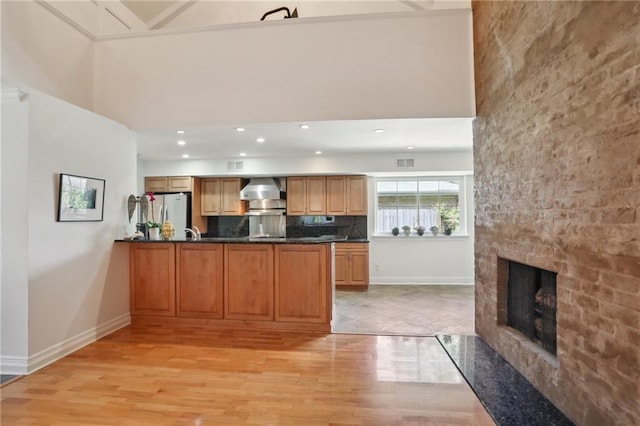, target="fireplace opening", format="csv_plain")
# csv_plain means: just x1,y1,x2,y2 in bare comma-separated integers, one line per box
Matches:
506,260,557,356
